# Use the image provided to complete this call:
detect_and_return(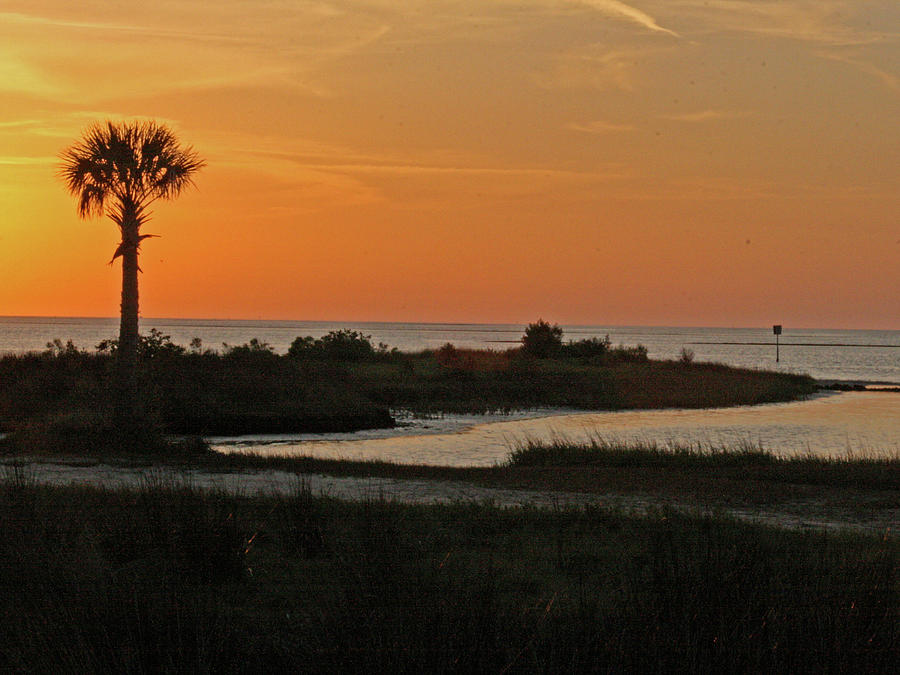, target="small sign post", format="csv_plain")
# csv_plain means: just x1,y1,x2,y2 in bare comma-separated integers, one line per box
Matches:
773,324,782,363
